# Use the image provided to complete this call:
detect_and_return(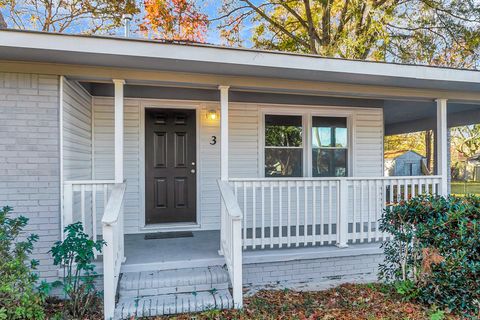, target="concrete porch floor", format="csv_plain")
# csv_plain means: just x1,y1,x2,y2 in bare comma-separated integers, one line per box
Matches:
110,230,383,274
121,231,224,272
